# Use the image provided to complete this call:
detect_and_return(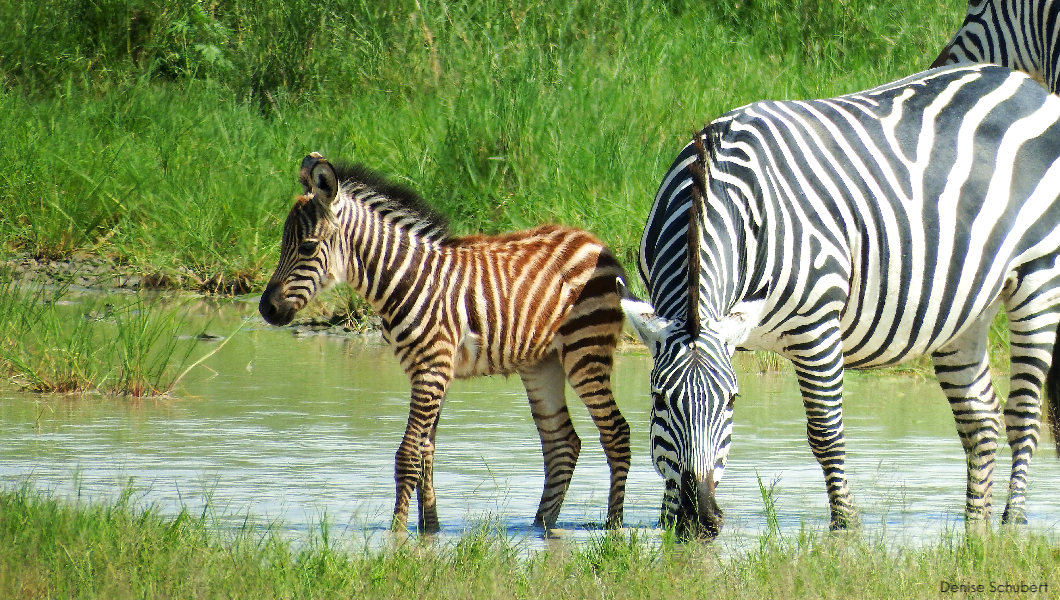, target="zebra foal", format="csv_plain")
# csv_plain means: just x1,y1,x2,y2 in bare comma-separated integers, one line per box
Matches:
622,64,1060,538
933,0,1060,93
259,153,630,533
